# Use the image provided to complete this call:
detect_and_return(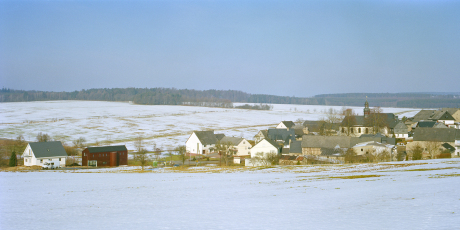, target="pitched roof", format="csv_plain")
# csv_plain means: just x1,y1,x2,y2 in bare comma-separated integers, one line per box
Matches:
194,131,220,145
433,122,448,128
289,140,302,154
394,122,408,134
431,111,455,121
441,108,460,115
267,128,295,143
301,136,353,149
280,121,295,129
412,110,436,122
417,121,436,128
219,137,244,146
442,143,455,152
413,128,460,142
29,141,67,158
215,134,225,141
86,145,127,153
